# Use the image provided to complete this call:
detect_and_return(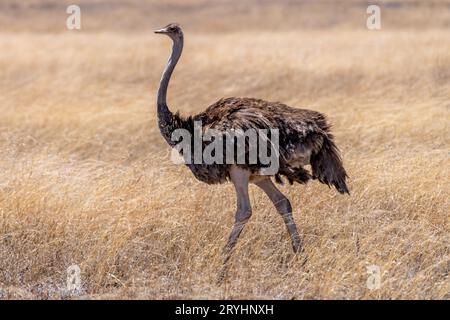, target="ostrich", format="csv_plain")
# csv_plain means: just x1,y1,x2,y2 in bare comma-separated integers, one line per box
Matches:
154,23,349,264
